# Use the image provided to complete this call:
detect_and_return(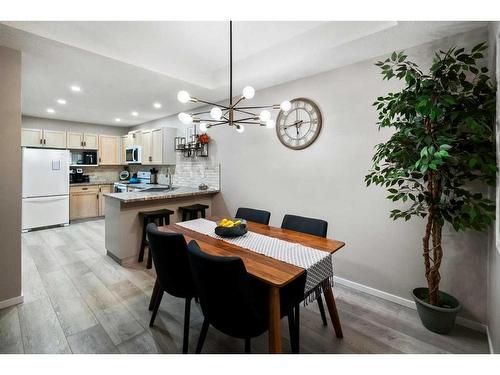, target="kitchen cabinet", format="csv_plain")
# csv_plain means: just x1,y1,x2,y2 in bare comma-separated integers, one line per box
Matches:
42,130,67,149
84,134,99,150
21,128,67,149
141,128,174,165
98,185,111,216
151,128,163,164
67,132,99,150
70,184,112,220
21,128,43,147
70,186,99,220
98,135,120,165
